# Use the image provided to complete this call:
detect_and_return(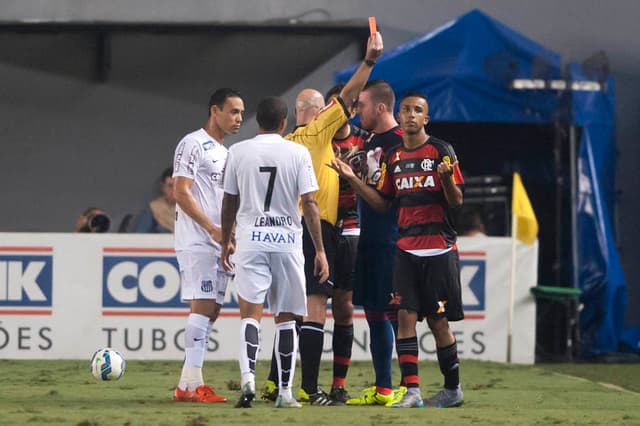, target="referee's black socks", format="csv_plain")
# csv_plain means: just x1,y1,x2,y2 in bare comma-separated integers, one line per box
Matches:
300,321,324,394
267,345,278,384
